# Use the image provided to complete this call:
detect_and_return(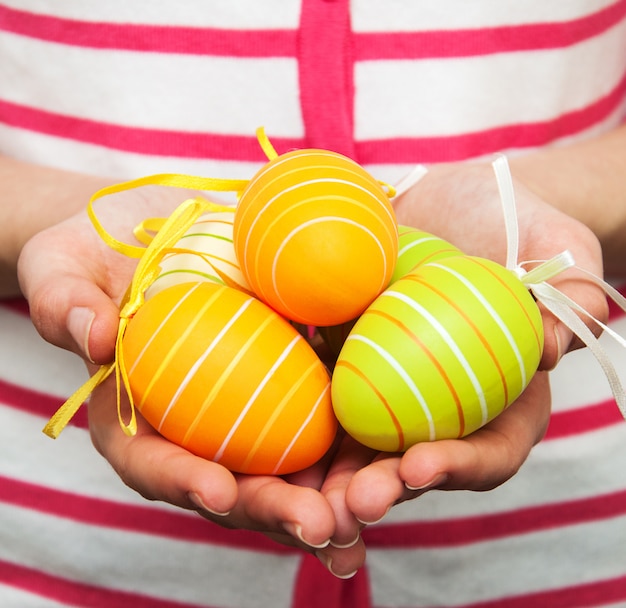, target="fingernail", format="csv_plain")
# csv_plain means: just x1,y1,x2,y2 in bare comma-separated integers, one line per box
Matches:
405,473,448,492
67,307,95,362
315,551,357,580
283,522,330,549
329,533,360,549
355,506,390,526
188,491,231,517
